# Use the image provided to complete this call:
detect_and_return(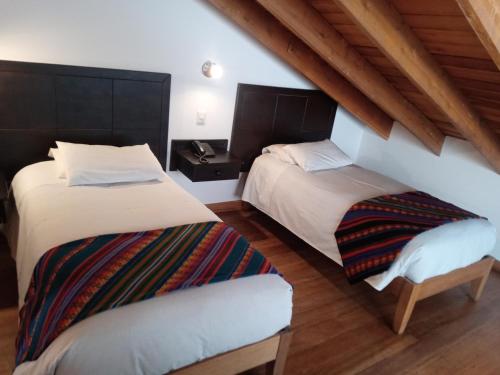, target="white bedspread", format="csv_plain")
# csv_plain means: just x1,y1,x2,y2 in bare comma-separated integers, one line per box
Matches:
243,154,496,290
9,161,292,375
